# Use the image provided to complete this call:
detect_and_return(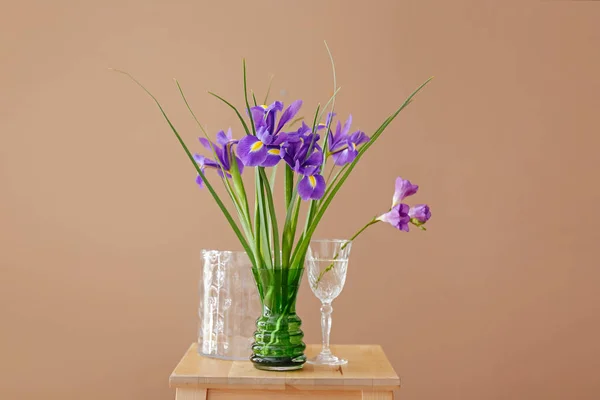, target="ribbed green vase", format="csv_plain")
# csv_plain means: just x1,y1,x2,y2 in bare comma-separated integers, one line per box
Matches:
250,266,306,371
